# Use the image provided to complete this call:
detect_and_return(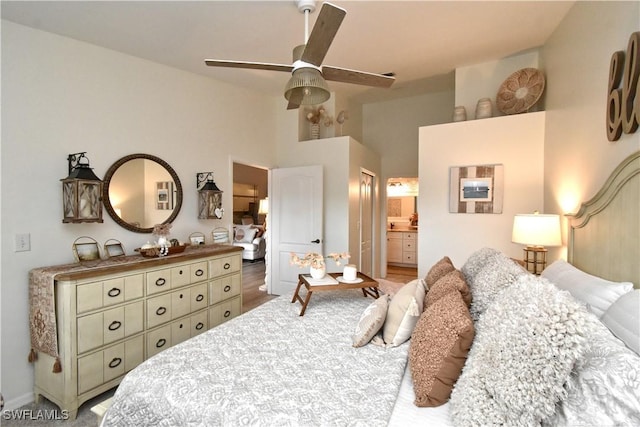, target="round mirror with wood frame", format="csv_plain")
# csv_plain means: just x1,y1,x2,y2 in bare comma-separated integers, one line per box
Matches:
103,153,183,233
